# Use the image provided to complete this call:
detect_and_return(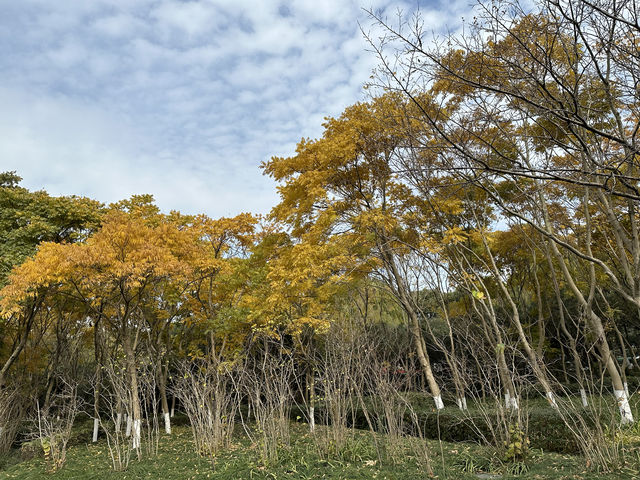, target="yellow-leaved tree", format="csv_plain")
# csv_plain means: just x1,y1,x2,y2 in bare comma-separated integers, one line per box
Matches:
1,203,198,452
263,94,450,409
